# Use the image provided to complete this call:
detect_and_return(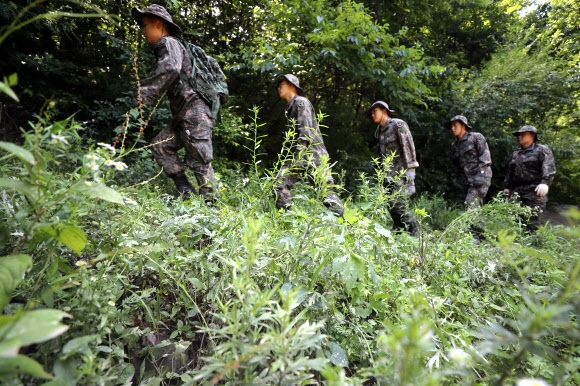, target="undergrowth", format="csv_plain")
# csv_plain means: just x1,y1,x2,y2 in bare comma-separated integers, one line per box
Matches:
1,110,579,386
